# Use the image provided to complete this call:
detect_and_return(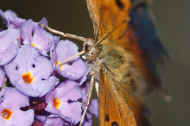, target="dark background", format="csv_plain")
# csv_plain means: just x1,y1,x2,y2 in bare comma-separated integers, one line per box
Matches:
0,0,186,126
